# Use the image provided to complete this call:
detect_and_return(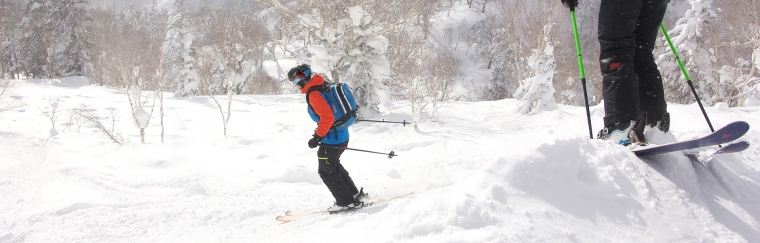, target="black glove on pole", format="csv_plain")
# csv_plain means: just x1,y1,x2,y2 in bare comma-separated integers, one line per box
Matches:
561,0,579,10
308,134,323,149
